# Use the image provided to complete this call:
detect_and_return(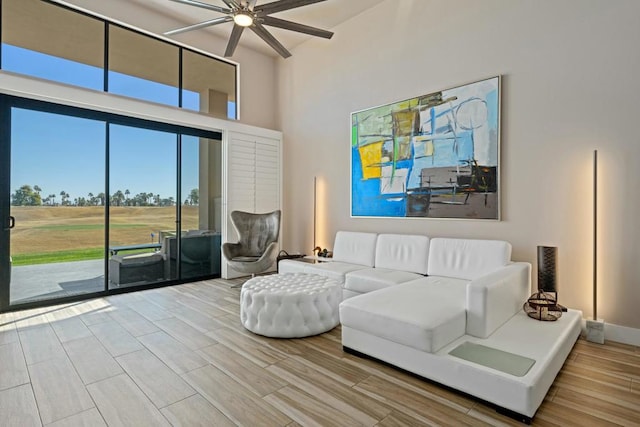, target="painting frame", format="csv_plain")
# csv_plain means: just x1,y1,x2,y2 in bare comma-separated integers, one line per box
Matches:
350,75,501,220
